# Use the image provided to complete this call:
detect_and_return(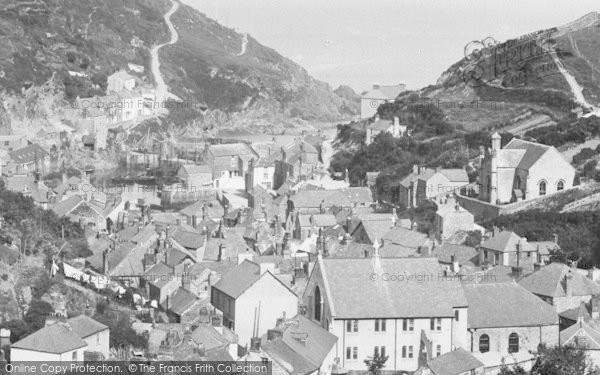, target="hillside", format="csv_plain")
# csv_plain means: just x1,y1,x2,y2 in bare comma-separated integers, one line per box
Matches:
0,0,358,137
